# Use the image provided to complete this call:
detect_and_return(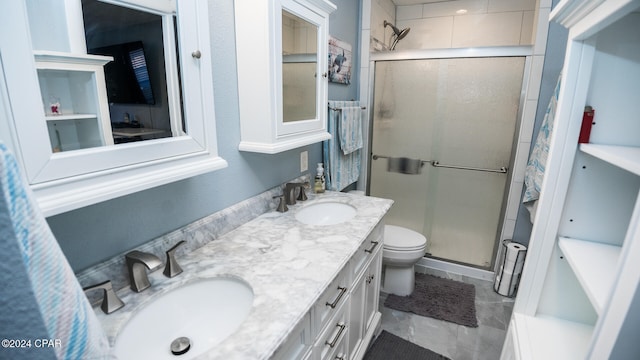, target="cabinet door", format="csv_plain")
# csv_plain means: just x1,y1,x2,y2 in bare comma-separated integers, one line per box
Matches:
348,243,382,360
363,249,382,331
348,270,366,358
